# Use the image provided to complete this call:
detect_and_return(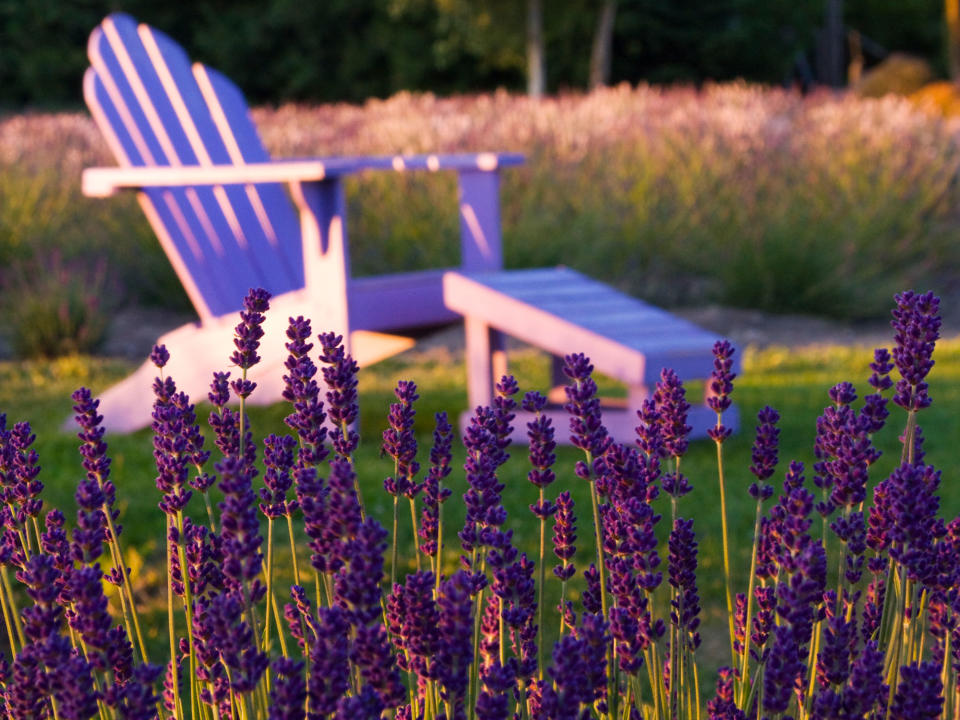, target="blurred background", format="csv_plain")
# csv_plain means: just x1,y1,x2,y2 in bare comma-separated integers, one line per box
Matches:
3,0,960,358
